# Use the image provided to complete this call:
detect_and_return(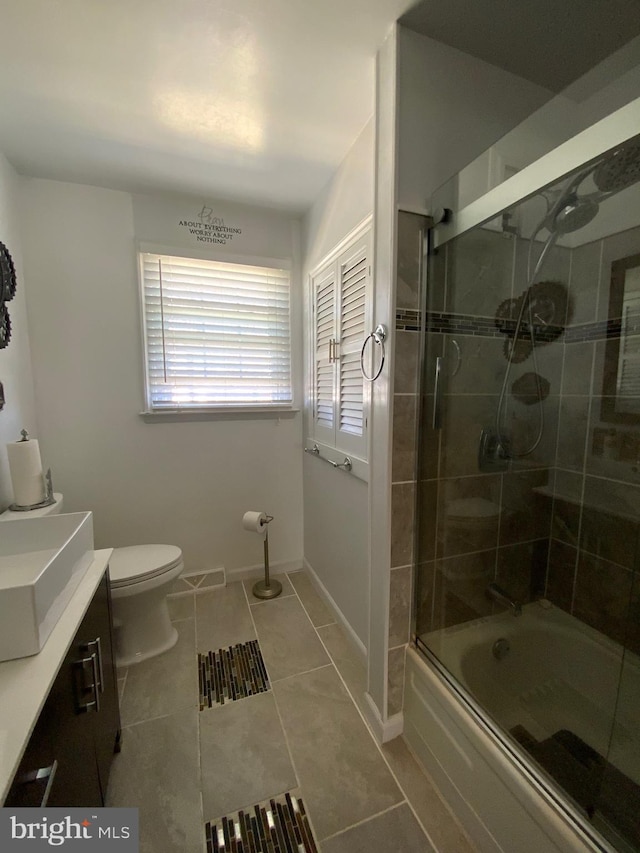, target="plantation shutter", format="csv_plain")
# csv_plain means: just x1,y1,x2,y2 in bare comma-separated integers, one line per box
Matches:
309,223,371,459
312,265,337,445
141,253,291,410
337,235,369,449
